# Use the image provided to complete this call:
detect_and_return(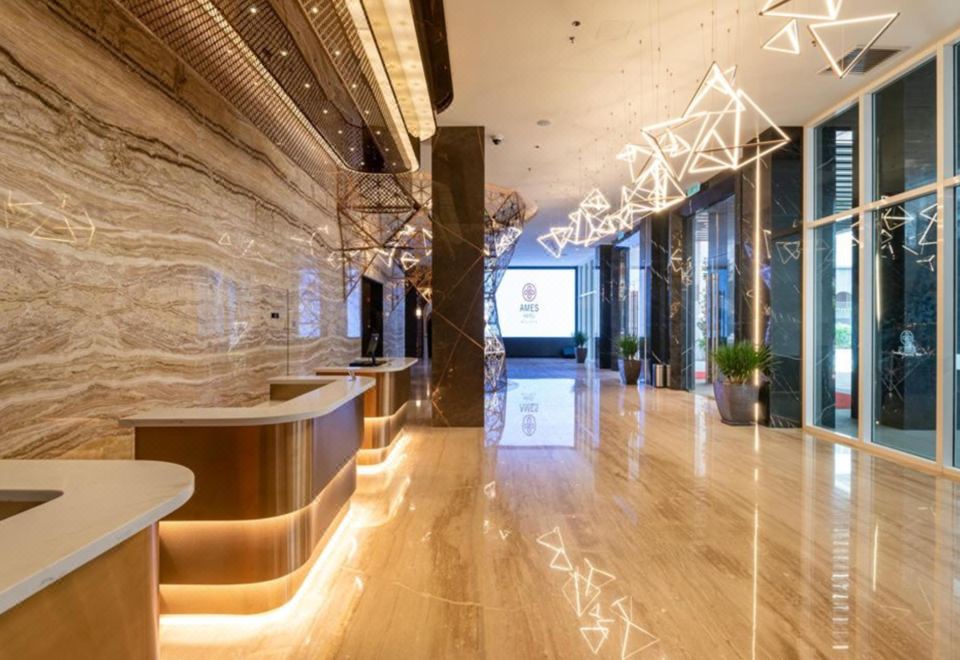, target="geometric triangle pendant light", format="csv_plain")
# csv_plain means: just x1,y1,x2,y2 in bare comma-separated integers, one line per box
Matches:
762,19,801,55
760,0,843,21
809,13,900,78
